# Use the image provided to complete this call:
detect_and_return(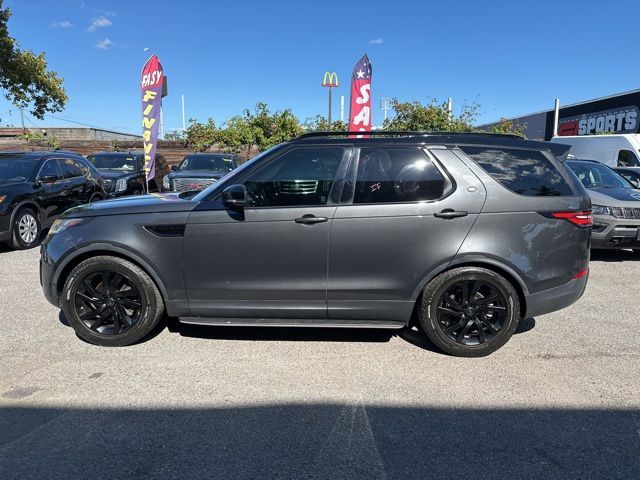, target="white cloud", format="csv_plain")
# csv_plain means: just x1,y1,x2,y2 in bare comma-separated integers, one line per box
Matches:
95,38,114,50
369,38,384,45
51,20,73,29
88,16,112,32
